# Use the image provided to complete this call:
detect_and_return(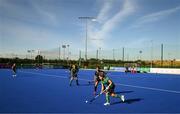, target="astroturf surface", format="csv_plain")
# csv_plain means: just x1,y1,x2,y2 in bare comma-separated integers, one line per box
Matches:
0,69,180,113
